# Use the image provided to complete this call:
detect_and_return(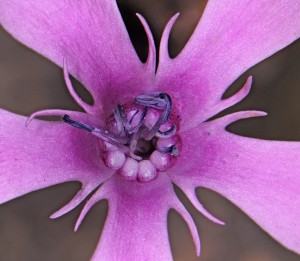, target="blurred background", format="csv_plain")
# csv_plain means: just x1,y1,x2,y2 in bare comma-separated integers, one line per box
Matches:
0,0,300,260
